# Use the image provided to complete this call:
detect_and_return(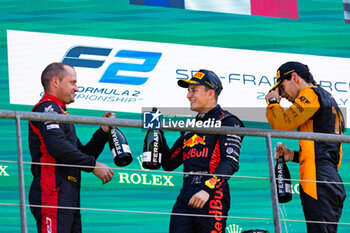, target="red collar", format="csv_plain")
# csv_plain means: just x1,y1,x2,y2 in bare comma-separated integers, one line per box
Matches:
42,93,67,110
